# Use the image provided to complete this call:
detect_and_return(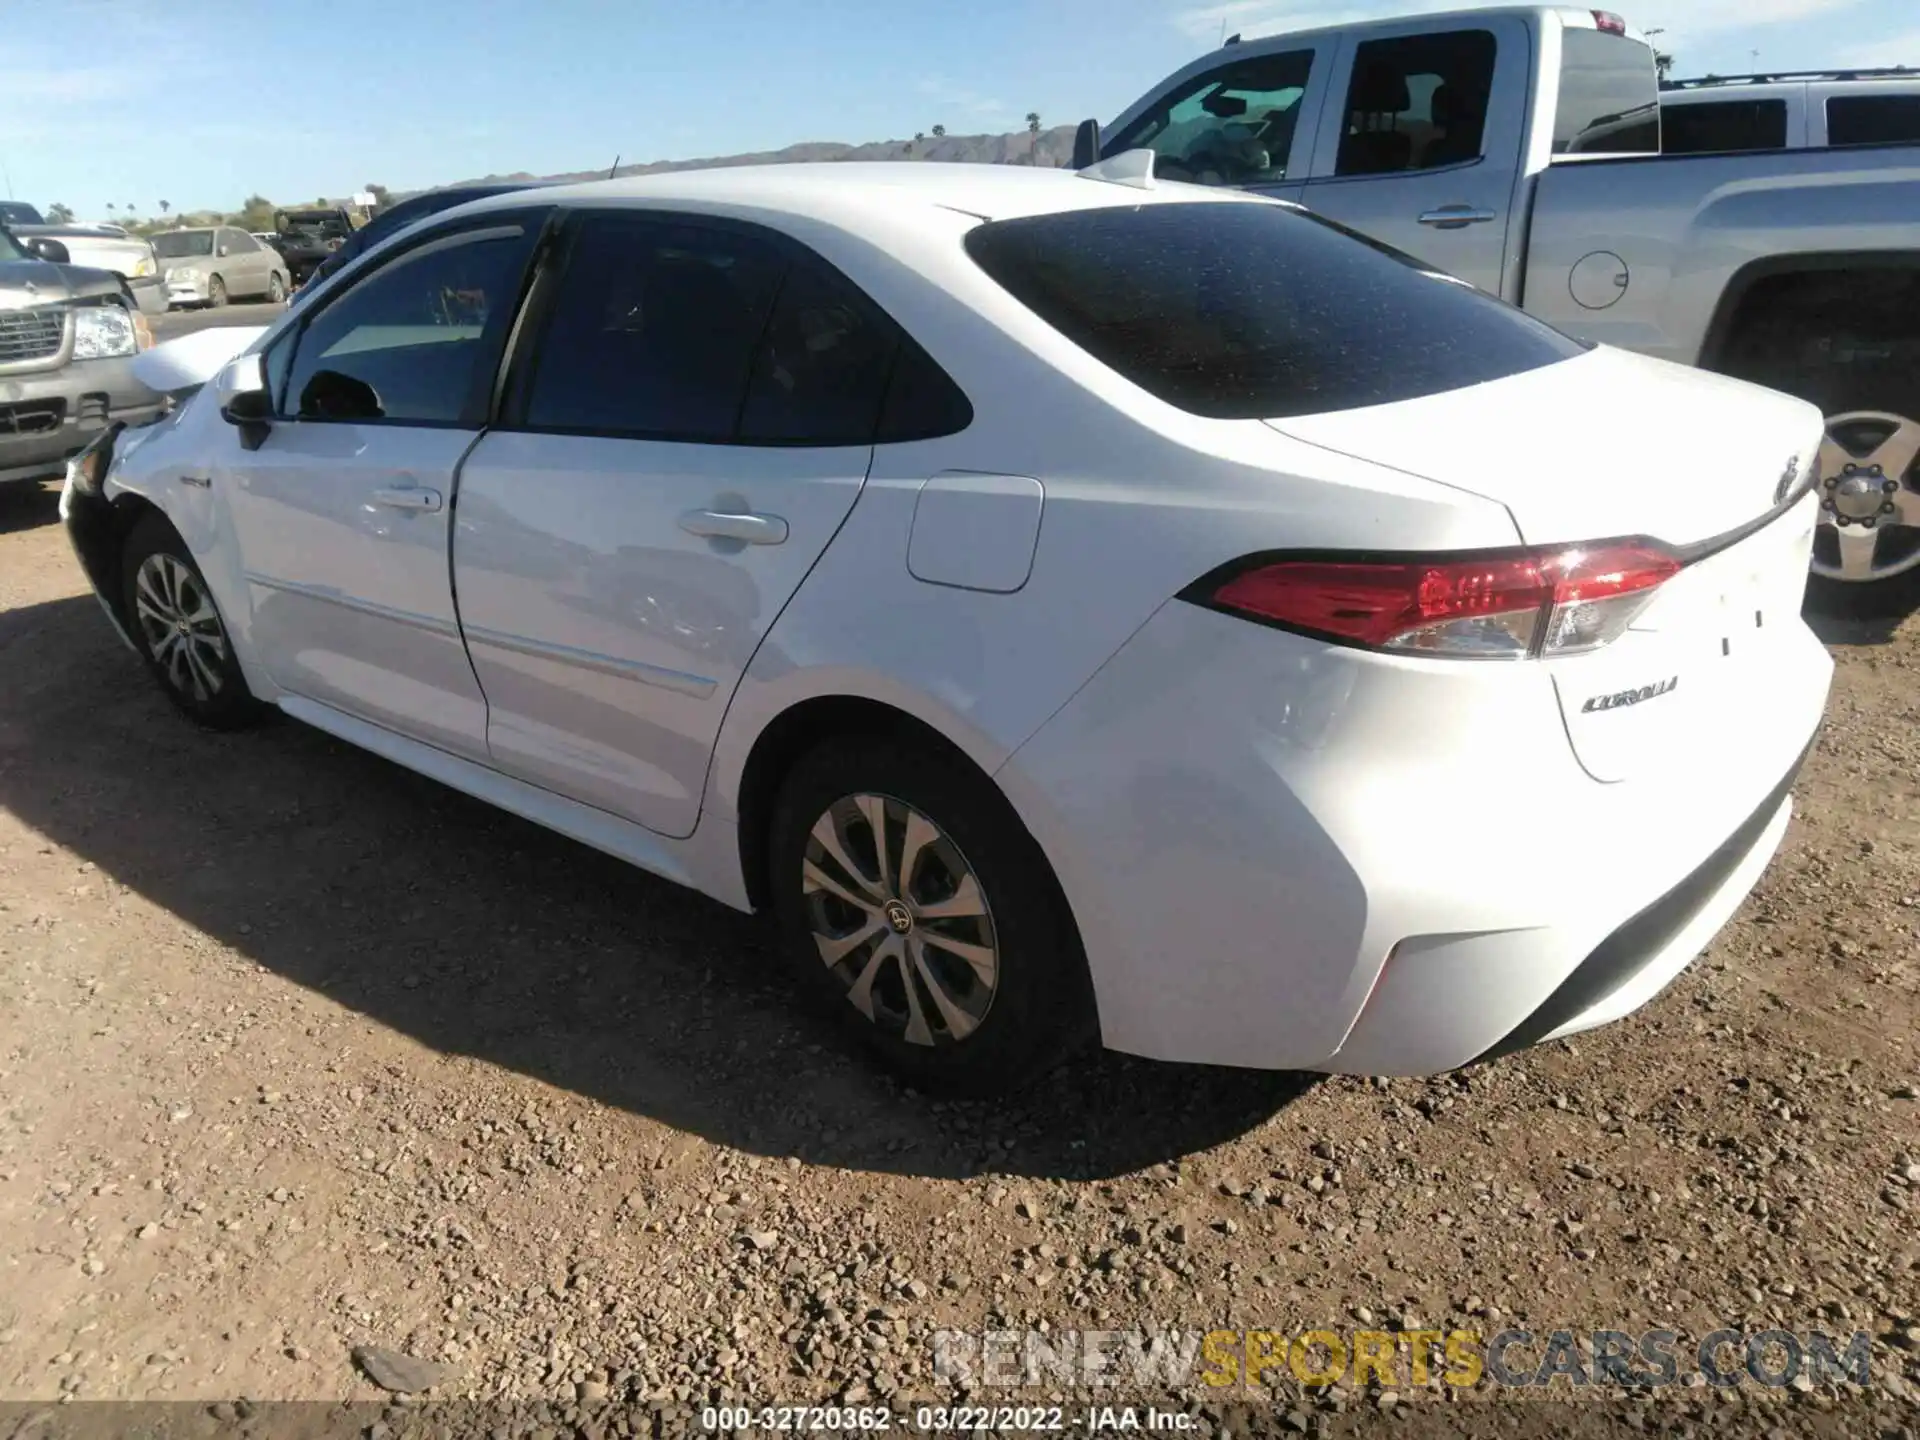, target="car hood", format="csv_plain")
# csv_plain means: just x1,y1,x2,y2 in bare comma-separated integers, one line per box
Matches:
131,324,268,394
0,257,126,303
